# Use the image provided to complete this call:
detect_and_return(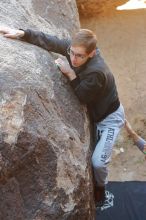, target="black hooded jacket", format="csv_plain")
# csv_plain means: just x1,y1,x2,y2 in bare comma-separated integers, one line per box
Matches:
22,29,120,122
